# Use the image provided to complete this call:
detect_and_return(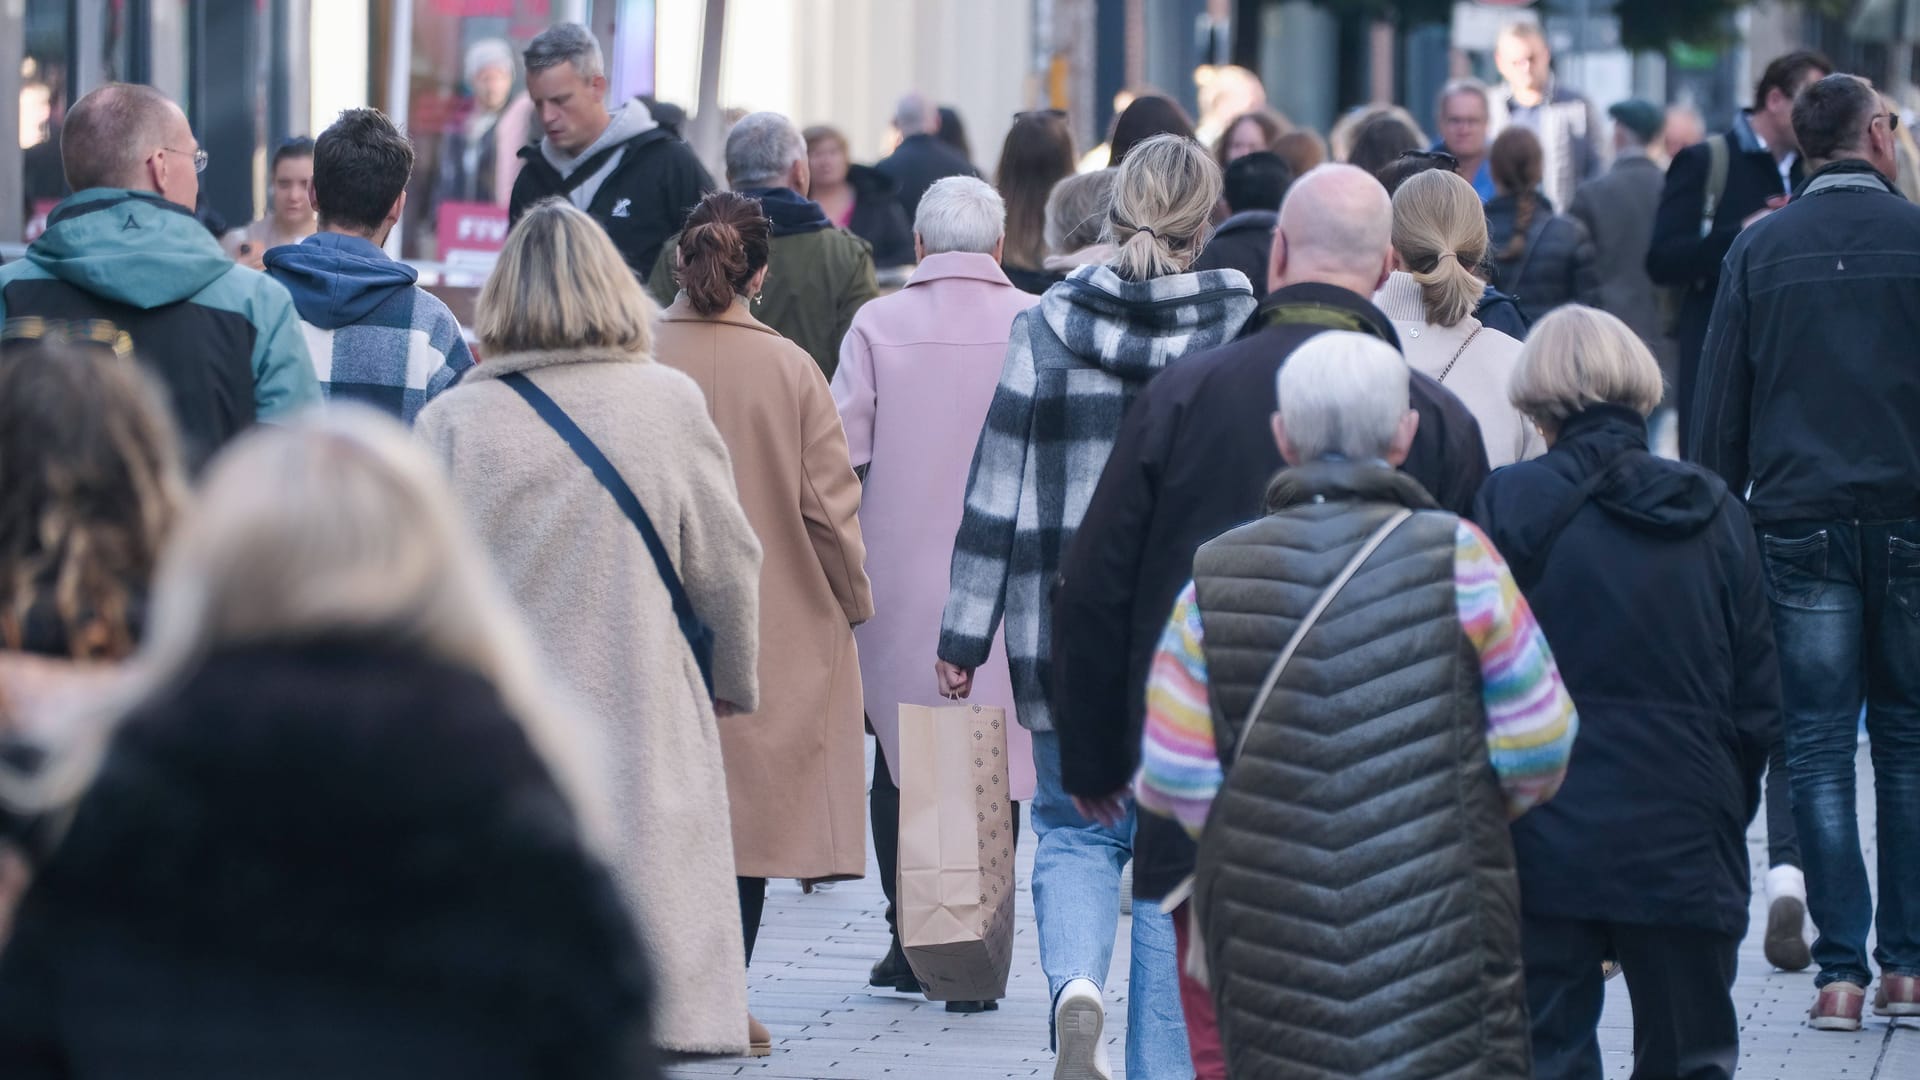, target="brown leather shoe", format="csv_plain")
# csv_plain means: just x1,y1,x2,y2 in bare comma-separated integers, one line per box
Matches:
1877,973,1920,1017
746,1013,772,1057
1809,981,1866,1031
